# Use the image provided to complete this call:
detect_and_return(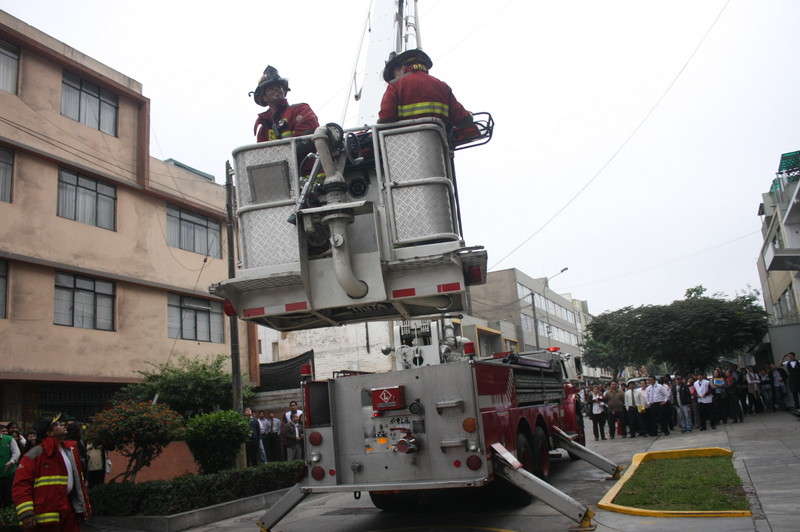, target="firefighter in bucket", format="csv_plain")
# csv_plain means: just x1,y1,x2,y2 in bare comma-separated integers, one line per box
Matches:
251,65,319,142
